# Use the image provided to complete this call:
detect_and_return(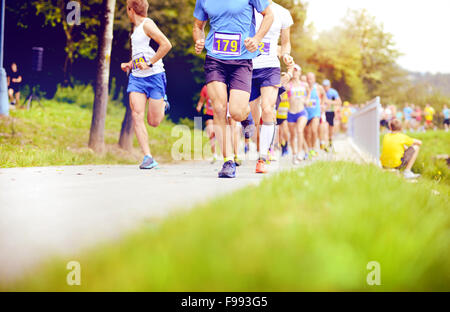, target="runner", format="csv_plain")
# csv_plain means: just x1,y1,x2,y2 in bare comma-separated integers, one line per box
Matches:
305,72,326,157
443,105,449,132
403,103,414,131
340,101,351,133
243,0,294,174
121,0,172,170
7,62,22,108
193,0,274,178
196,84,217,163
286,65,309,164
276,73,290,157
322,79,342,150
414,106,423,131
424,103,435,130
